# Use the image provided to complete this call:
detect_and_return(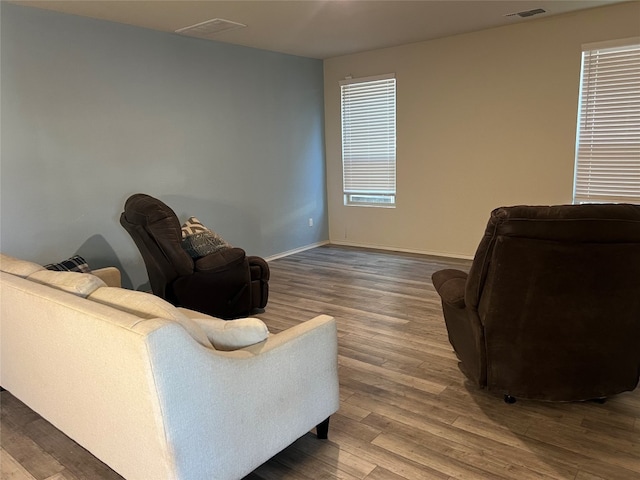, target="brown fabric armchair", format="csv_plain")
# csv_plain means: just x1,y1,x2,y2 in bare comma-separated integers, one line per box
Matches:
432,204,640,402
120,193,269,319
